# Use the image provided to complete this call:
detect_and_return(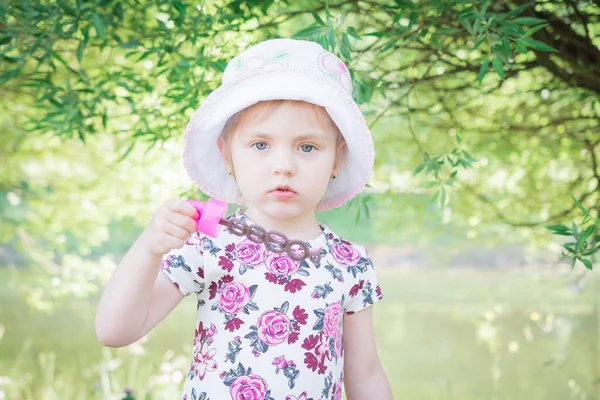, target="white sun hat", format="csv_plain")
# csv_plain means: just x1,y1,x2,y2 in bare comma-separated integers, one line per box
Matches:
183,38,374,211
